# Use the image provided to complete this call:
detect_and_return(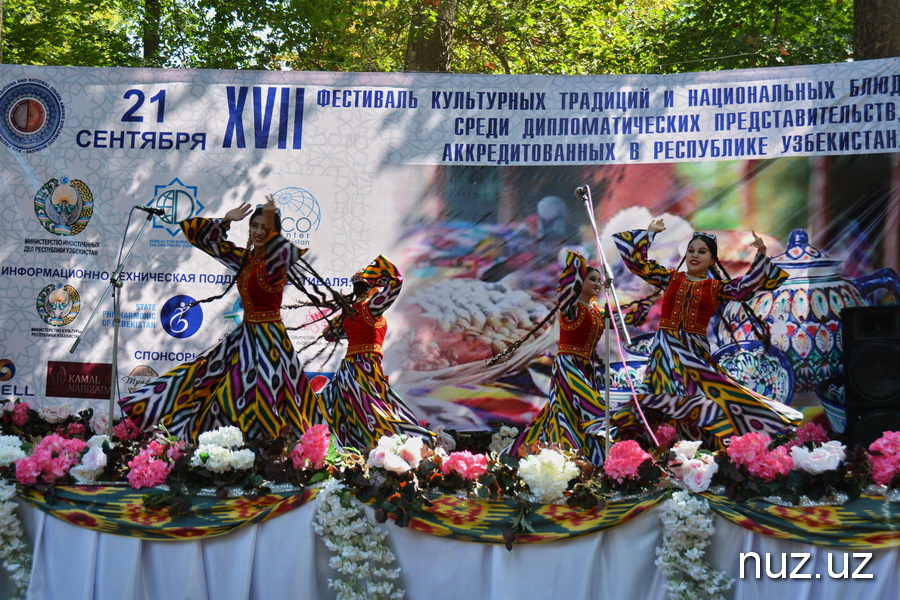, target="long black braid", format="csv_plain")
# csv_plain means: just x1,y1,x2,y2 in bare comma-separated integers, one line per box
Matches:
187,206,355,334
487,266,660,367
678,233,771,346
